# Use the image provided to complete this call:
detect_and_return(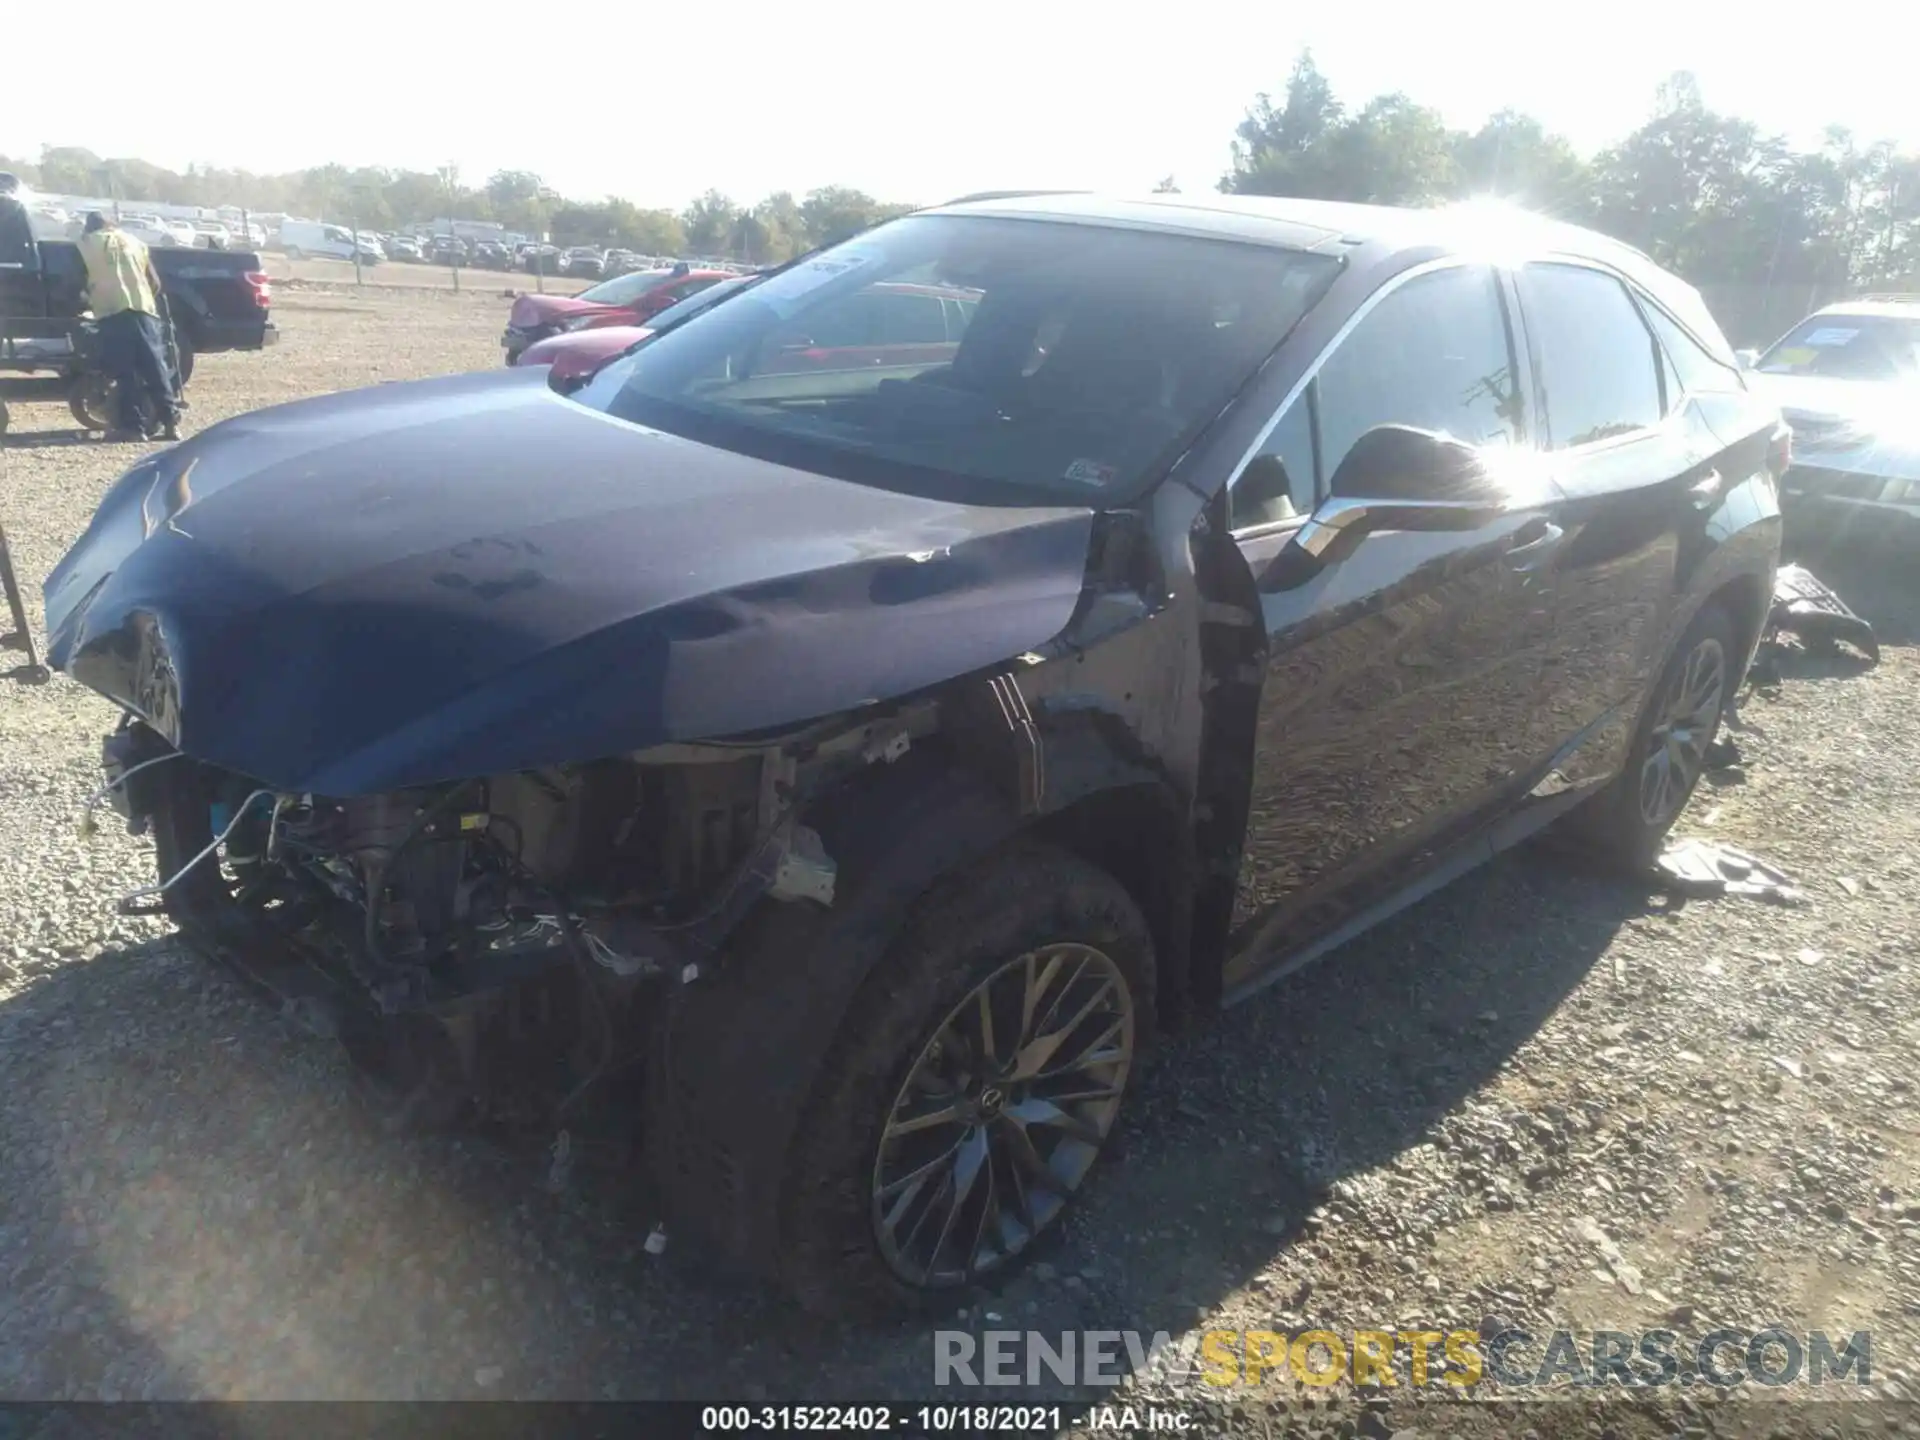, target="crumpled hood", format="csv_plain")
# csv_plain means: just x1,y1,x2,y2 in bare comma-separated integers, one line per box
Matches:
44,368,1097,795
507,293,615,329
